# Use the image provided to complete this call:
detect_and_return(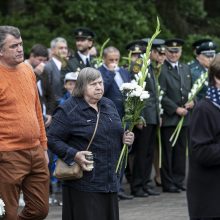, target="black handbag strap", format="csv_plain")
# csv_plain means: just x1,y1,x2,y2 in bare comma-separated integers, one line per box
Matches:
86,109,100,151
